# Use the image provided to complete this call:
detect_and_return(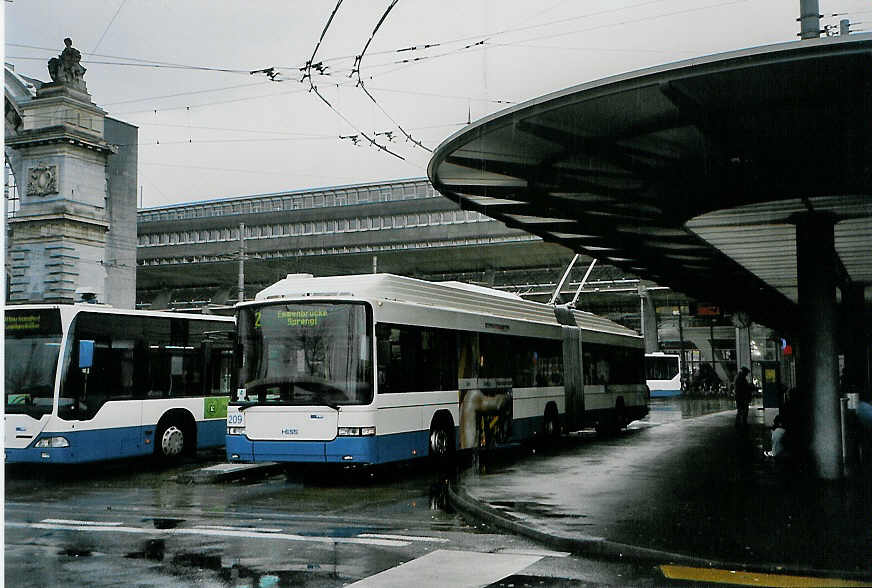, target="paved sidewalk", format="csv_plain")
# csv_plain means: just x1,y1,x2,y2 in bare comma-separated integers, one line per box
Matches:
450,401,872,580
